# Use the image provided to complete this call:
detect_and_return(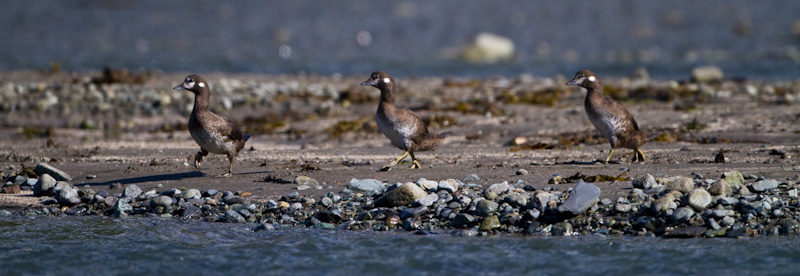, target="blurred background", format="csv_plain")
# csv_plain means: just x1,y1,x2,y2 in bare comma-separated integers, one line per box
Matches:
1,0,799,79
